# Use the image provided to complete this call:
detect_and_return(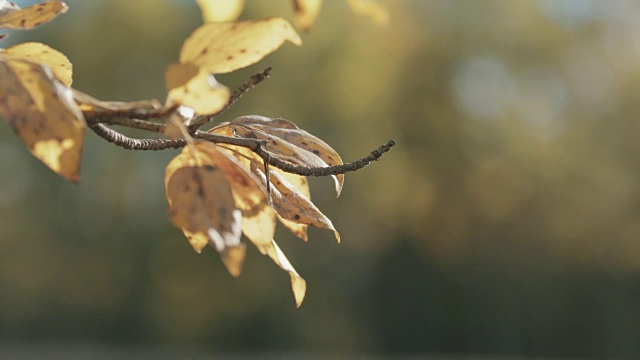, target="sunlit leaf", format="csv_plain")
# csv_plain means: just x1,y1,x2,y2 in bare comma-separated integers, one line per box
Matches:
179,17,302,74
231,115,344,196
165,63,230,115
0,58,84,182
165,145,245,276
197,0,245,22
197,142,275,252
293,0,323,30
0,0,67,30
265,239,306,307
2,42,72,86
347,0,389,25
